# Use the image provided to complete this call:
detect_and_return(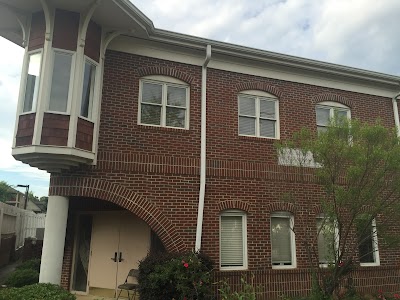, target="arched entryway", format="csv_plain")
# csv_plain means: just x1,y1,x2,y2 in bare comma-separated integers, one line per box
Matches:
50,177,186,296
